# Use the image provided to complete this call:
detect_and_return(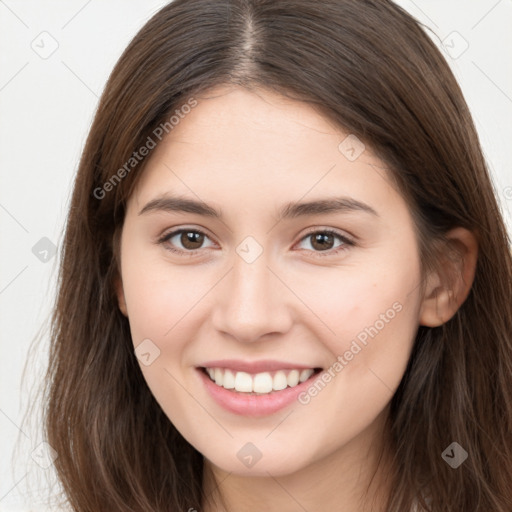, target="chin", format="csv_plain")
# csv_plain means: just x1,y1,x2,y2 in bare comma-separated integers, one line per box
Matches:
204,446,314,478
